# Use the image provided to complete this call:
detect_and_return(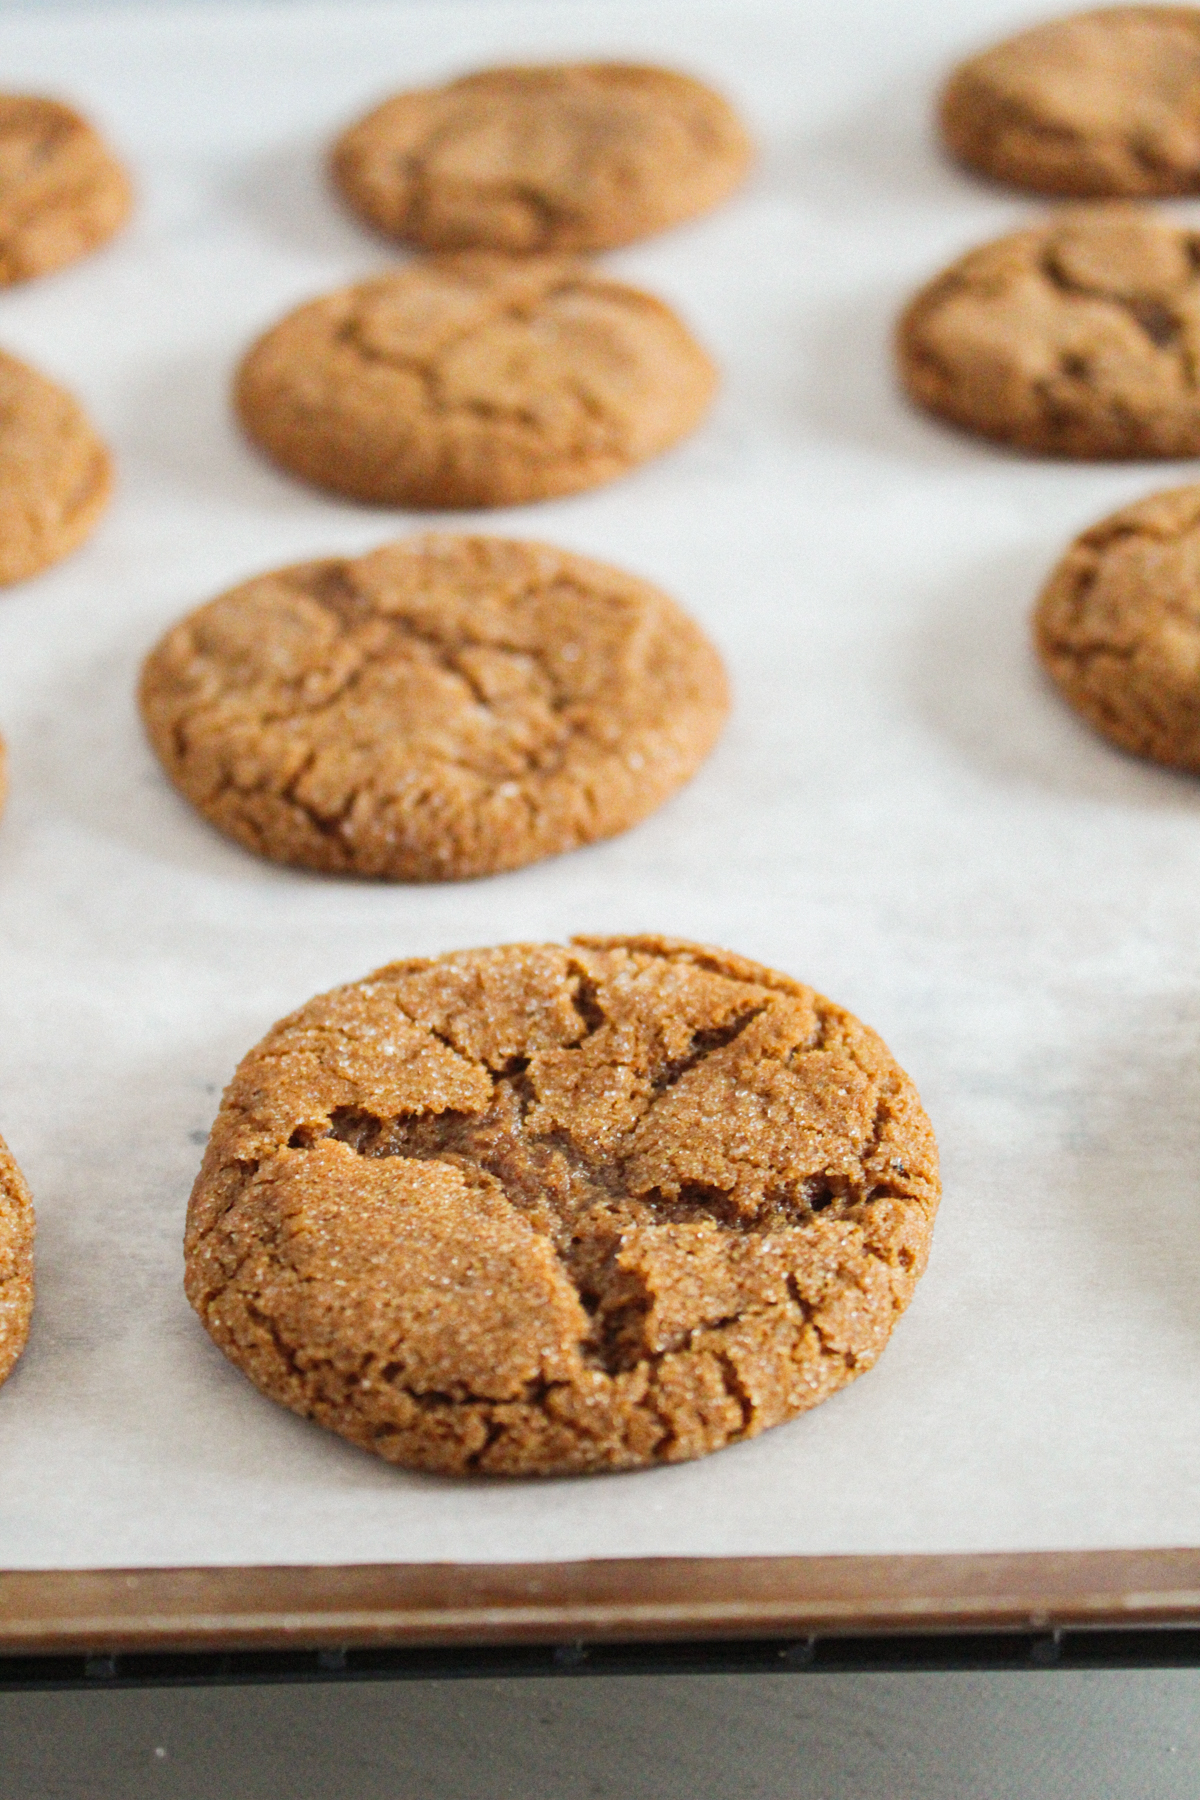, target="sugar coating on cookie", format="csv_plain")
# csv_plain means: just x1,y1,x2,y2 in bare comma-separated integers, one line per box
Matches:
139,536,730,881
941,8,1200,197
331,62,753,254
1035,482,1200,767
0,1131,34,1391
898,210,1200,458
0,351,111,583
185,936,940,1477
234,255,716,508
0,95,131,283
